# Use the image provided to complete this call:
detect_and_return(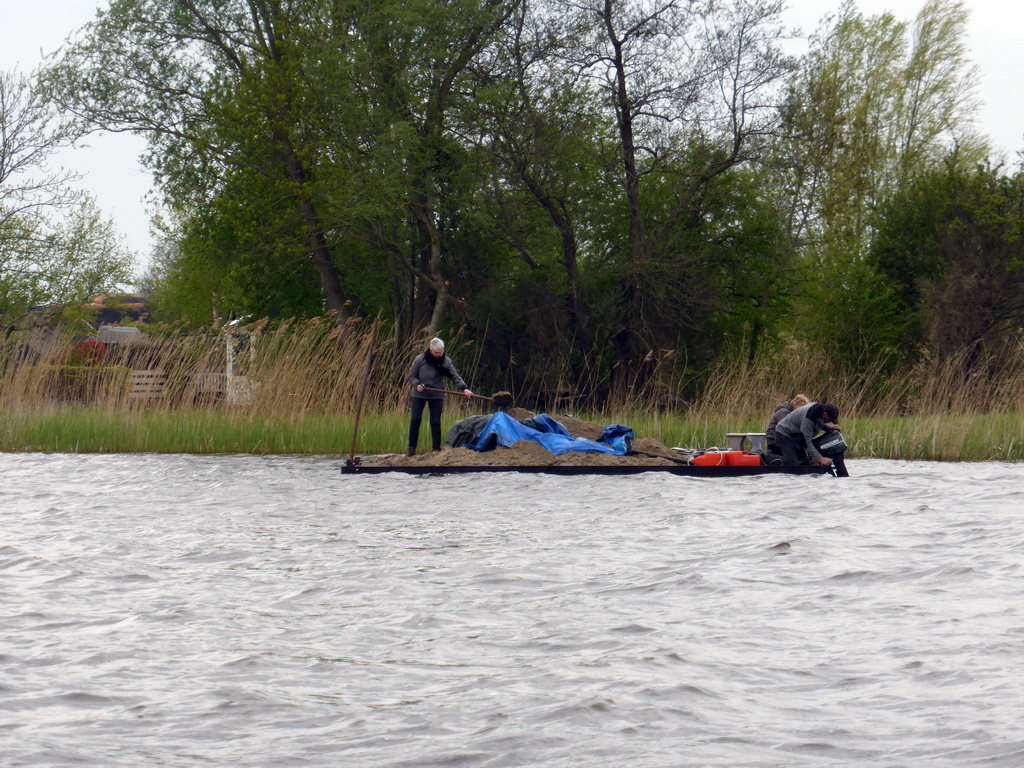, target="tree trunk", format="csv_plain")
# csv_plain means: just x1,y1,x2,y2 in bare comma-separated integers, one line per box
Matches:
606,3,647,392
275,141,351,322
